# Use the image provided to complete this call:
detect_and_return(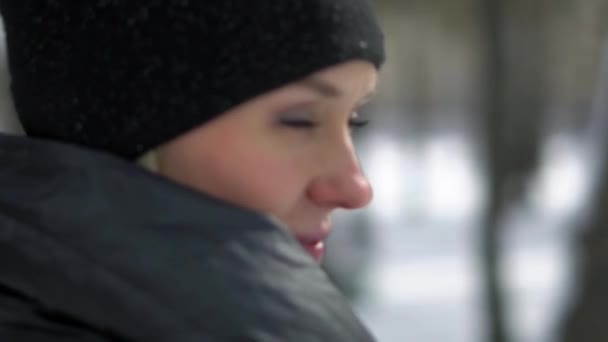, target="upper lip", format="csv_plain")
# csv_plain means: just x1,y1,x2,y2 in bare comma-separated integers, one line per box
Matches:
296,234,328,245
295,222,331,244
